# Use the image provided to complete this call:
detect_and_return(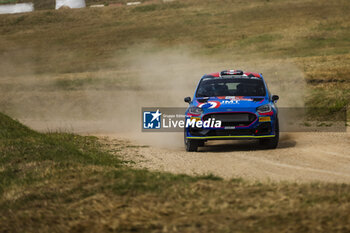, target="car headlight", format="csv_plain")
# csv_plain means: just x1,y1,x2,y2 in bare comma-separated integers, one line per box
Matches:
188,106,203,115
257,104,272,113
